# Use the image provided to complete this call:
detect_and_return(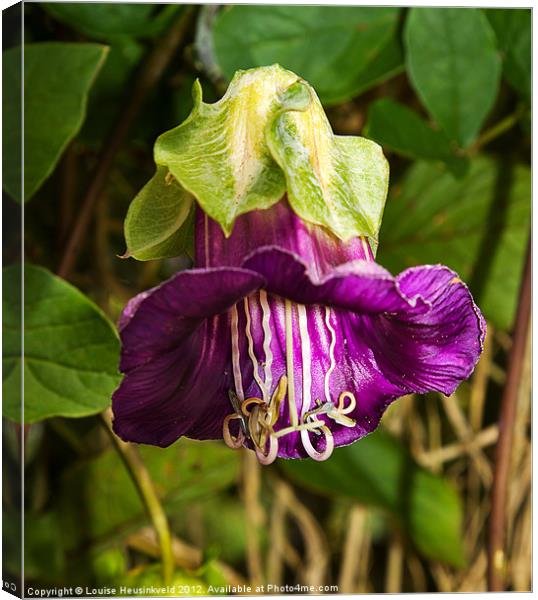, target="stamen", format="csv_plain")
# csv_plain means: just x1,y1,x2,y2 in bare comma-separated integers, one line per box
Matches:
297,303,312,421
273,419,327,438
259,290,274,395
301,425,334,462
255,435,278,465
324,306,337,404
285,299,299,427
229,389,248,436
226,296,358,465
244,296,267,400
230,305,245,402
338,391,356,414
223,414,245,449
